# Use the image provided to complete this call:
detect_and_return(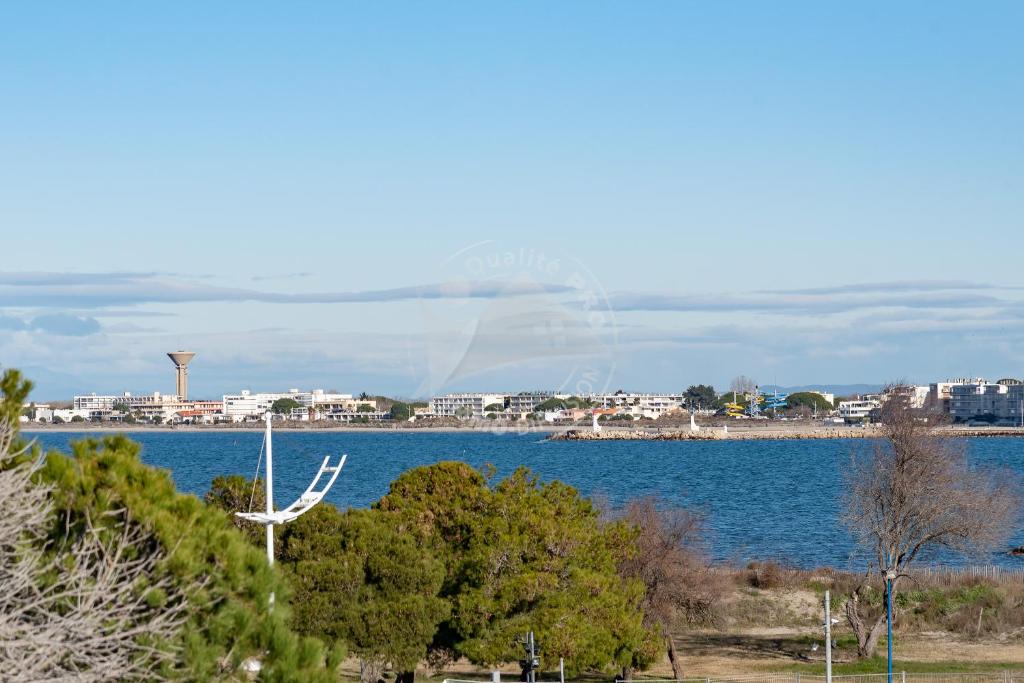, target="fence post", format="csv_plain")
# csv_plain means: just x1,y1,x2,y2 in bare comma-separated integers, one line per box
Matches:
797,673,801,683
901,672,906,683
